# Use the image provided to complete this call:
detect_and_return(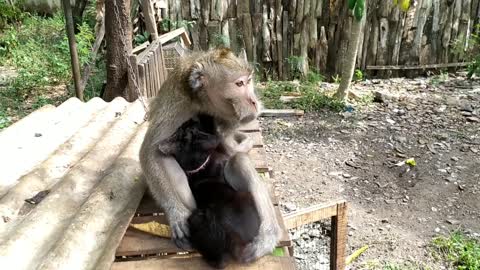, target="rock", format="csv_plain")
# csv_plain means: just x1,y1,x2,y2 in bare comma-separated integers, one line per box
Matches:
431,207,438,212
434,105,447,114
309,229,321,238
466,116,480,123
434,227,441,233
284,202,297,212
34,133,42,137
446,219,460,225
342,173,351,179
451,156,459,161
461,111,473,117
460,103,474,112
